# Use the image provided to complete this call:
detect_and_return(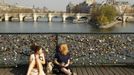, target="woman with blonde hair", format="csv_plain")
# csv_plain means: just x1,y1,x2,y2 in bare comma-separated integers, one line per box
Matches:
54,43,72,75
27,45,46,75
